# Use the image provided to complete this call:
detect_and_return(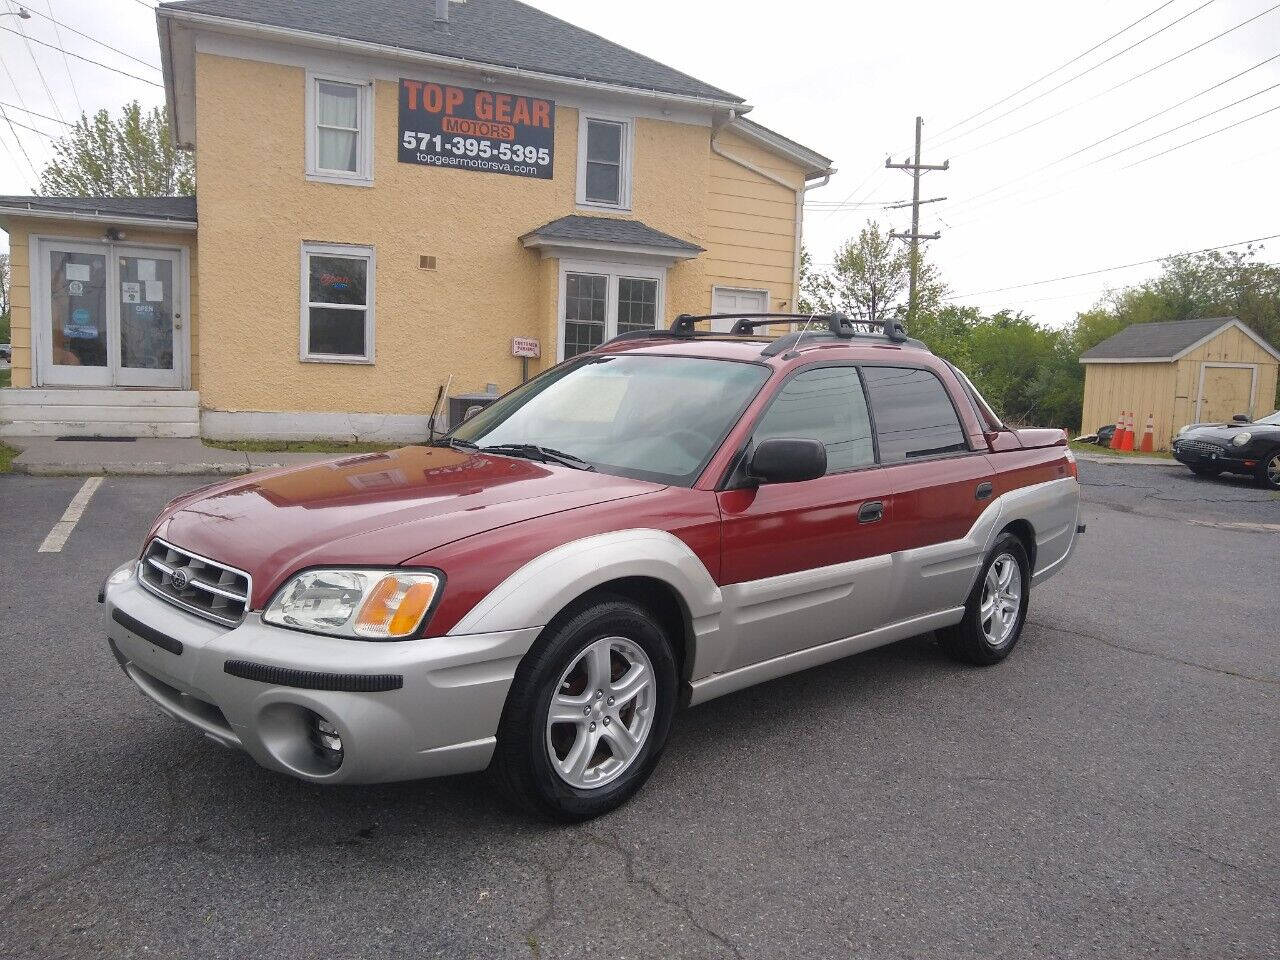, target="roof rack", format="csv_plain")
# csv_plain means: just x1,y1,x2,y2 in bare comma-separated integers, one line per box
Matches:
606,311,926,355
